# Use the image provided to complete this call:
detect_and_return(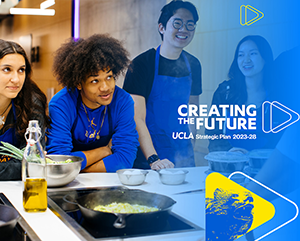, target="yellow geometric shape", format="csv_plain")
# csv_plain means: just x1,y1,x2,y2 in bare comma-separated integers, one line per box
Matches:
240,5,264,26
229,171,299,240
206,172,275,240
